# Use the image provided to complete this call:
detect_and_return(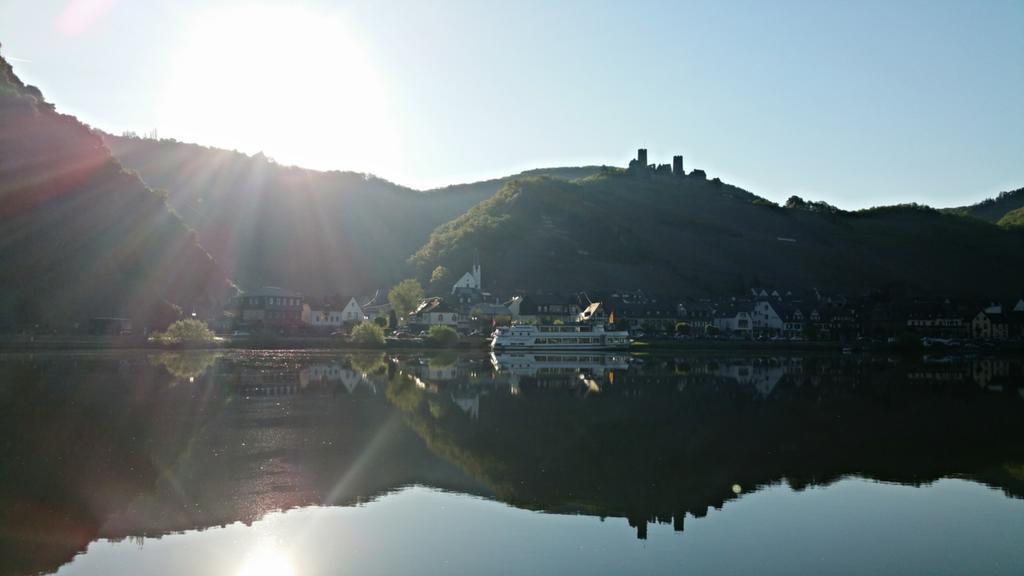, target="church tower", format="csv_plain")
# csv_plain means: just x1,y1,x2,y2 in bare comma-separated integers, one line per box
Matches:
472,250,482,289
